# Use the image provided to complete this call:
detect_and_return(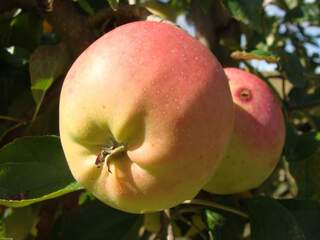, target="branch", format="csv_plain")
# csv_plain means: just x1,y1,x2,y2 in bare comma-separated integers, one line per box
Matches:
189,0,239,66
88,5,151,28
